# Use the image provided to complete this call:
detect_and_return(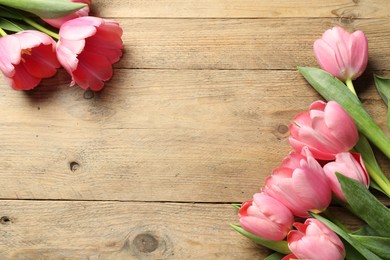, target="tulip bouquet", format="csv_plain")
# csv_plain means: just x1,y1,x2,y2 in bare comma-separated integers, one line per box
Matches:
0,0,123,91
232,27,390,259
